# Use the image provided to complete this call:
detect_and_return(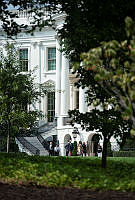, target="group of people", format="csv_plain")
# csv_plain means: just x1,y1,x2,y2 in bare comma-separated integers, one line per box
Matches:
77,141,89,157
65,140,103,157
48,141,60,156
64,140,89,157
49,140,102,157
